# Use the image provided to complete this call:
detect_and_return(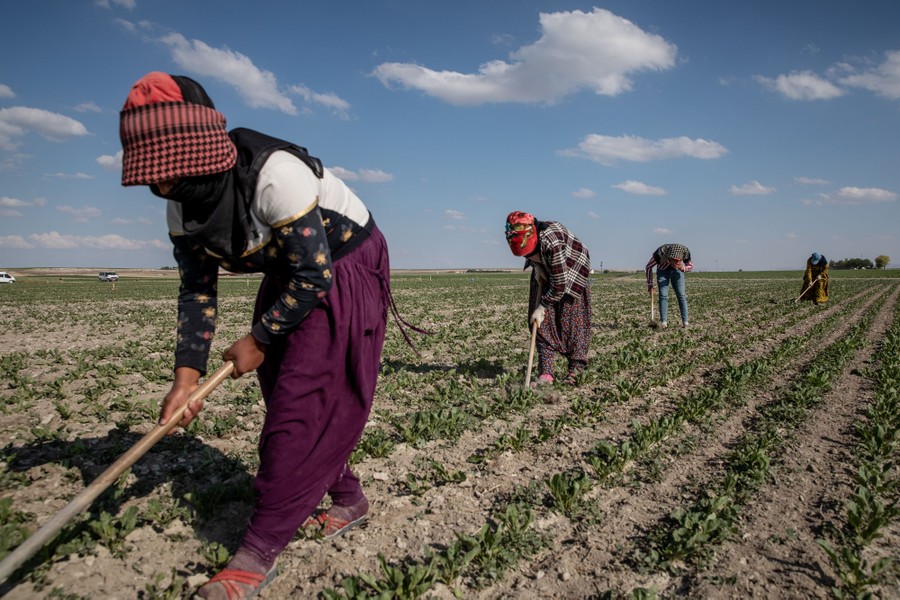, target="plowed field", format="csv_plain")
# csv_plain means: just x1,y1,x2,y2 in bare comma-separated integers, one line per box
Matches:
1,270,898,599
